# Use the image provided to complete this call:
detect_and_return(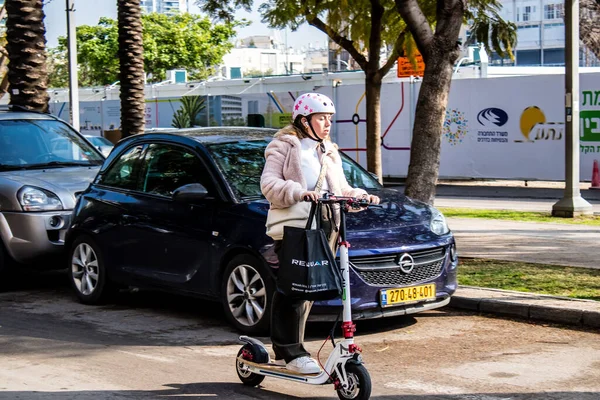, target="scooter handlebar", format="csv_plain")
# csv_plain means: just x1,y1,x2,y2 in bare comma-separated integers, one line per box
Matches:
303,194,381,209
